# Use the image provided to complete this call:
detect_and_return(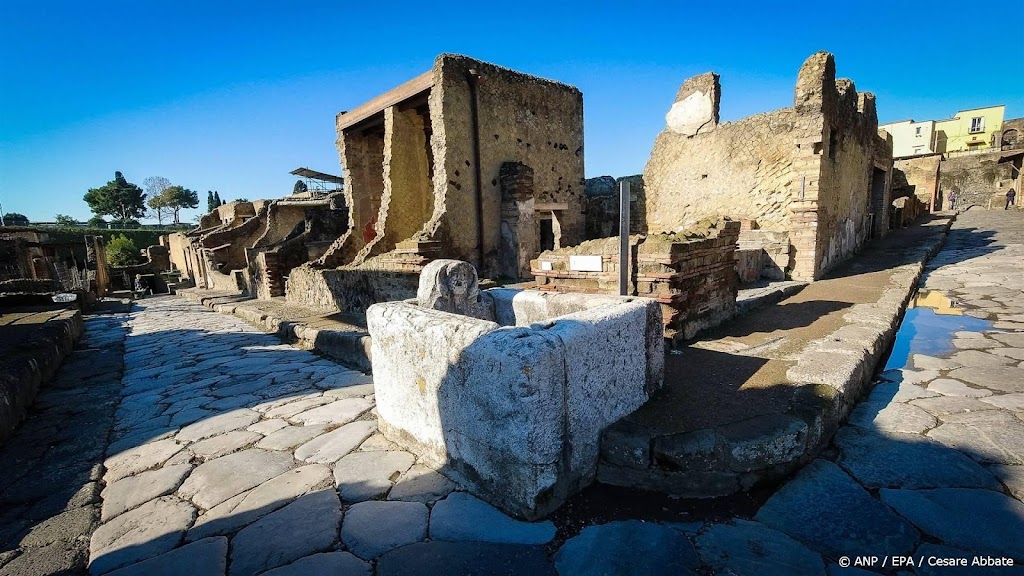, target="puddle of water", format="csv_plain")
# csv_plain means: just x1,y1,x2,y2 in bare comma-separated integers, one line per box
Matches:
883,290,995,370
